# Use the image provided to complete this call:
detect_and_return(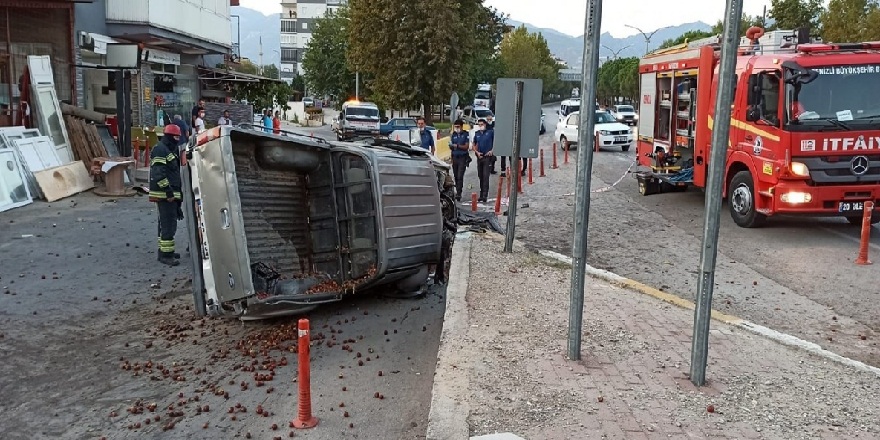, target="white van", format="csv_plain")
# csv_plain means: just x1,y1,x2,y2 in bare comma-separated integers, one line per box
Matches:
334,100,380,141
557,98,581,122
